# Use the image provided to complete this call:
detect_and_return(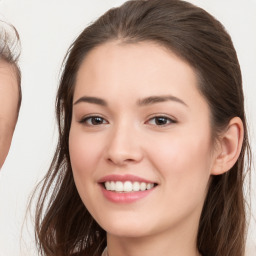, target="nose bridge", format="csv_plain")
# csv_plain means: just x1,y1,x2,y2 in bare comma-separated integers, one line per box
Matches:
105,118,142,165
